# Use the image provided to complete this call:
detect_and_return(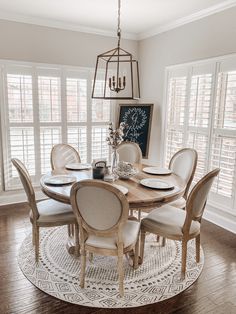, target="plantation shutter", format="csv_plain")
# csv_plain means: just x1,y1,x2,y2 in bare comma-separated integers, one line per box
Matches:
165,68,188,165
210,58,236,207
0,62,111,191
165,57,236,213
